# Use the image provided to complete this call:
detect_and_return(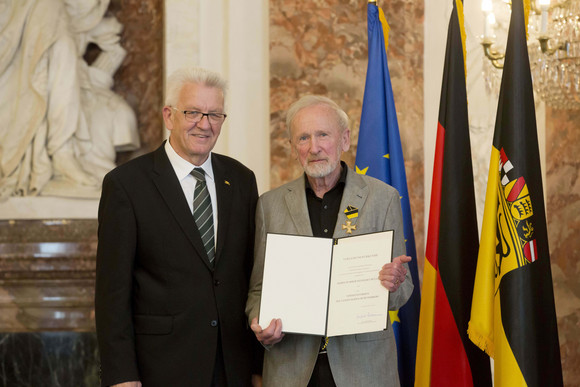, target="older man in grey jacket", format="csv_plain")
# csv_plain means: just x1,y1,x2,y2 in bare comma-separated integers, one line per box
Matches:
246,95,413,387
